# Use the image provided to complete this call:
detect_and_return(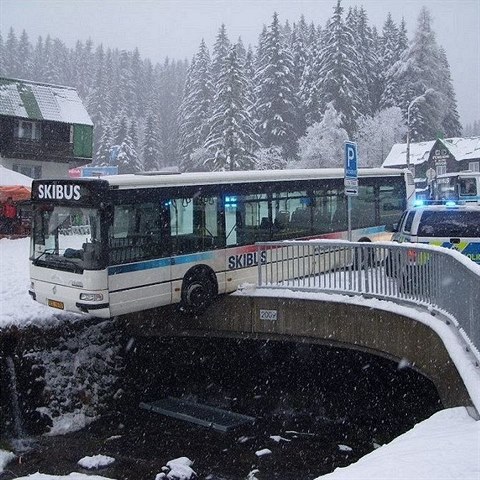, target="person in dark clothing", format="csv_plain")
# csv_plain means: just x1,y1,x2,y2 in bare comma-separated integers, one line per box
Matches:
3,197,17,234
